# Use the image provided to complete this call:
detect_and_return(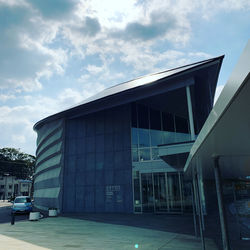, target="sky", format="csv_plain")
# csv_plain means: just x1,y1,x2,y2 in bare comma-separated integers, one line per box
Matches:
0,0,249,156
